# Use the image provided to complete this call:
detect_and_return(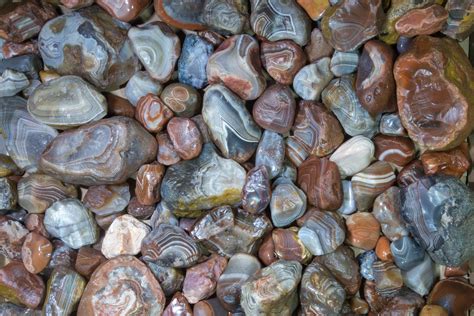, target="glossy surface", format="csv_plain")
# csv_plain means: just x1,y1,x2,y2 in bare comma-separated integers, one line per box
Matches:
270,180,306,227
124,71,162,106
260,40,306,85
345,212,381,250
374,135,416,167
21,232,52,274
254,130,285,179
241,166,271,214
161,83,201,117
372,186,408,241
293,57,333,101
83,184,130,216
135,94,174,133
395,4,448,37
167,117,203,160
330,135,375,178
97,0,150,22
178,34,214,89
135,163,165,205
